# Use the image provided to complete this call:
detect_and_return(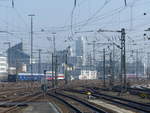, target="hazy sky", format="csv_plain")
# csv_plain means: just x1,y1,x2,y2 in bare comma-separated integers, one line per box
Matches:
0,0,150,61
